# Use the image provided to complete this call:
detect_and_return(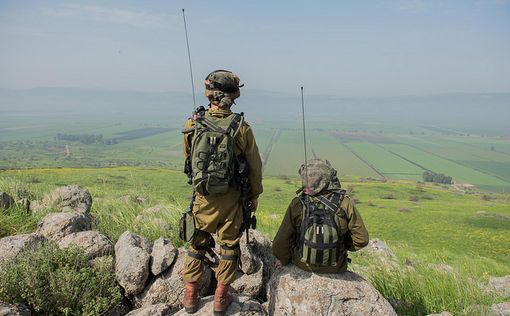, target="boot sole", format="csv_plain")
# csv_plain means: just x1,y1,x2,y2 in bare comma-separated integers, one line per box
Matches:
213,311,226,316
185,306,199,314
